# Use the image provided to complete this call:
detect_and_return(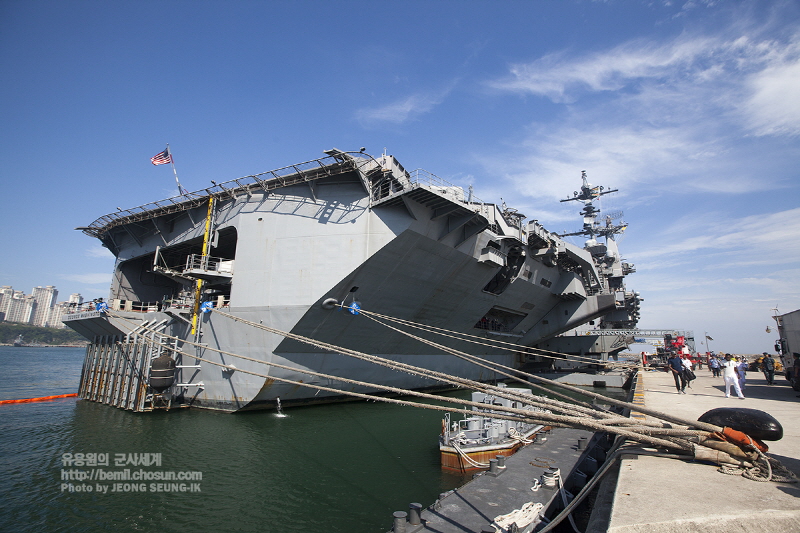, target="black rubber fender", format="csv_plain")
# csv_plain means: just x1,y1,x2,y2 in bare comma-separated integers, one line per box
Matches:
149,355,177,393
698,407,783,441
